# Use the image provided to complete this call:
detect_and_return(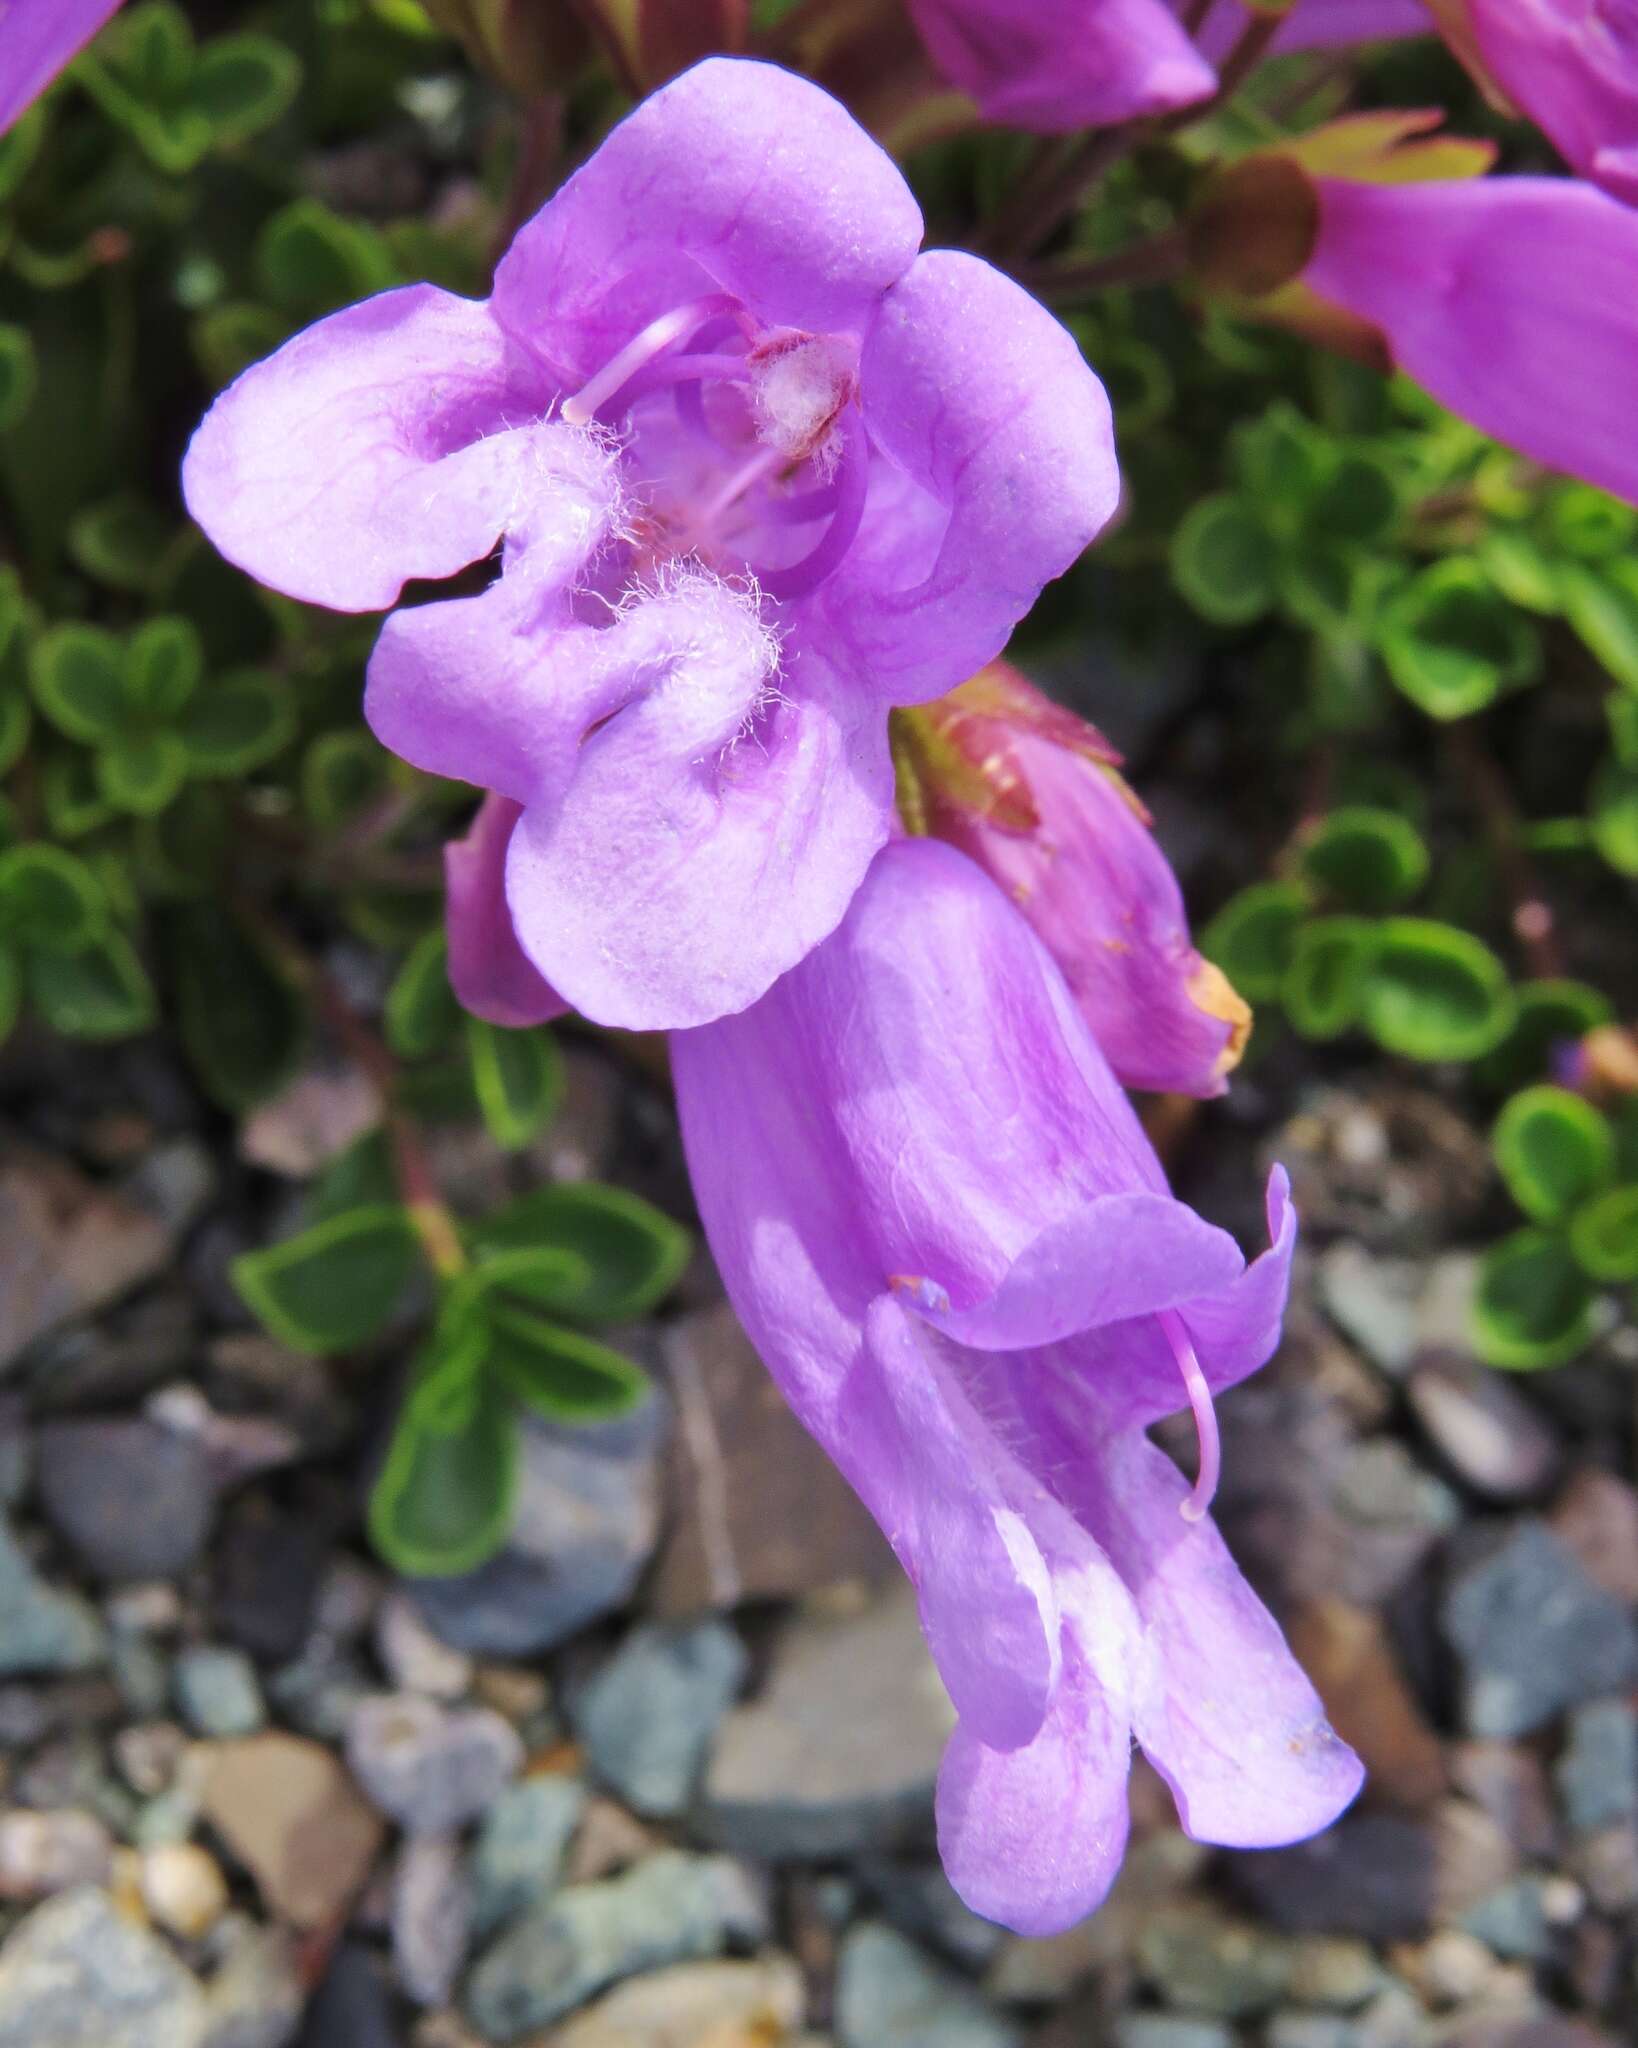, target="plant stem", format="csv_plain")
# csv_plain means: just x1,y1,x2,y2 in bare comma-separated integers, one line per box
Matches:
1026,227,1190,302
1445,724,1567,980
